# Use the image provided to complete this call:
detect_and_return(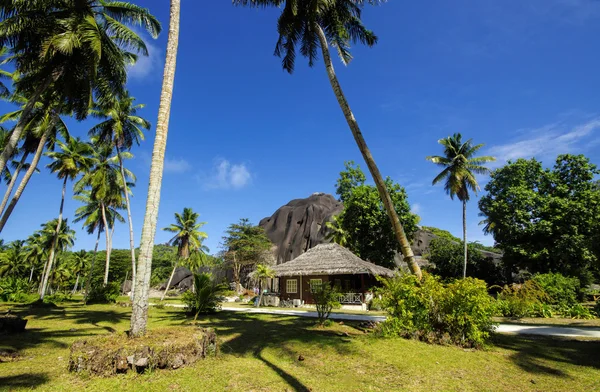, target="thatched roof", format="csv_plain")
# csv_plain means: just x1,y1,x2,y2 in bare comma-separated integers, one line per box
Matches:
271,243,396,277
